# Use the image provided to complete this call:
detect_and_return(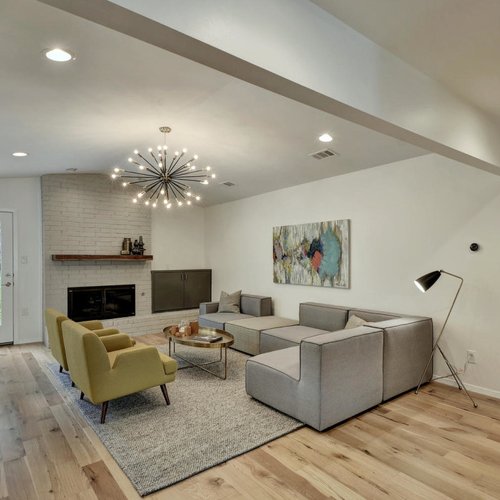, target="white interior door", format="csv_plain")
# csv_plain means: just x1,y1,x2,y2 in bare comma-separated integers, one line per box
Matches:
0,212,14,344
